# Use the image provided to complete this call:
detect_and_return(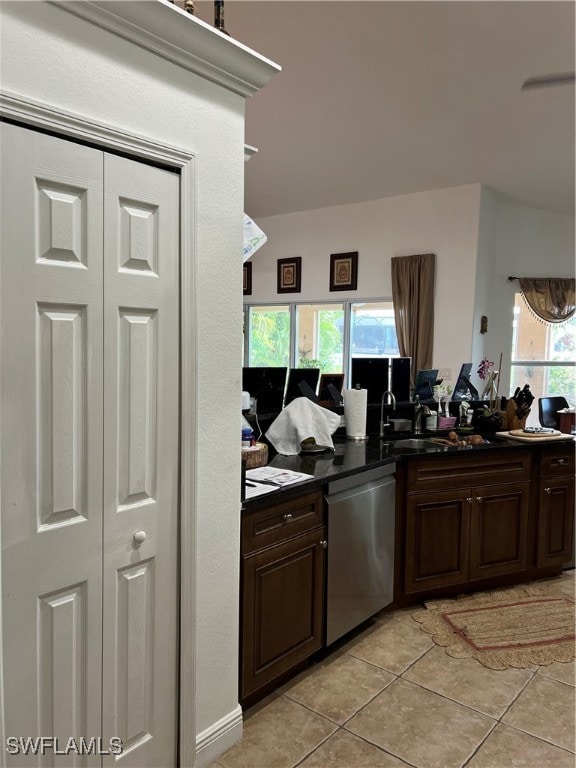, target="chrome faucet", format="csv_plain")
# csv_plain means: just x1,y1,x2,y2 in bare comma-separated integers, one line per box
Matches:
379,390,396,437
413,398,428,434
